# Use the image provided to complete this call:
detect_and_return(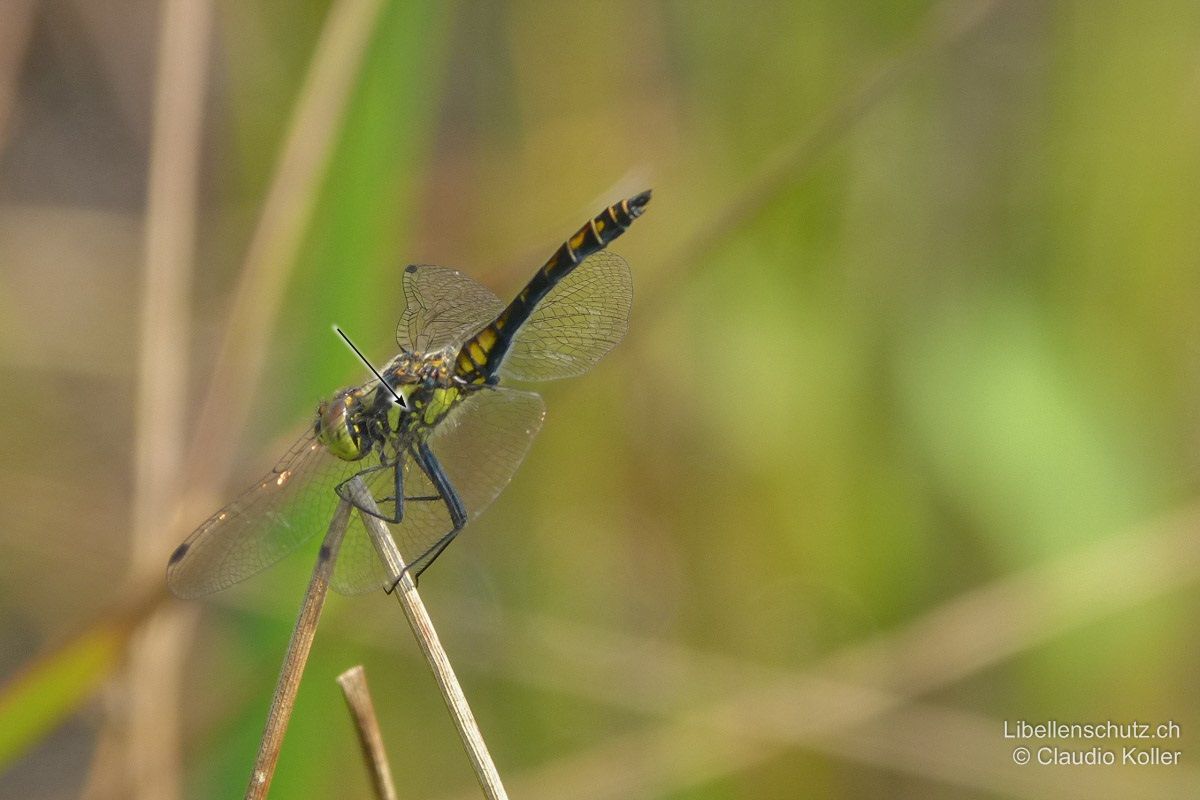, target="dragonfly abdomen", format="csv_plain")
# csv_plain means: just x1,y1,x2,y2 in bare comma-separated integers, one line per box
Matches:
456,190,651,383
